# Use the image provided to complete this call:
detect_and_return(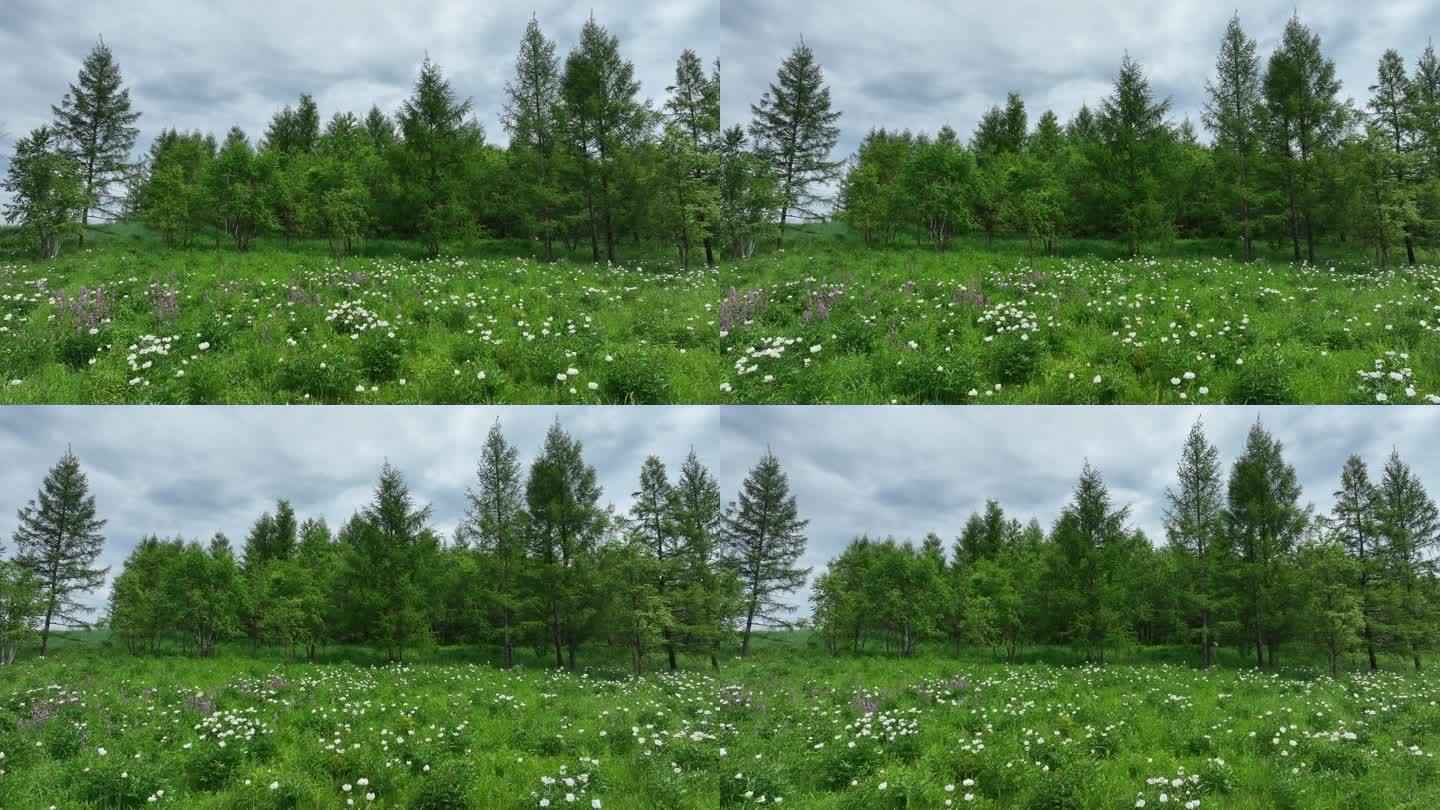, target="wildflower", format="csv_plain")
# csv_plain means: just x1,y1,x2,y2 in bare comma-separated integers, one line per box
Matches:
1093,375,1102,384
